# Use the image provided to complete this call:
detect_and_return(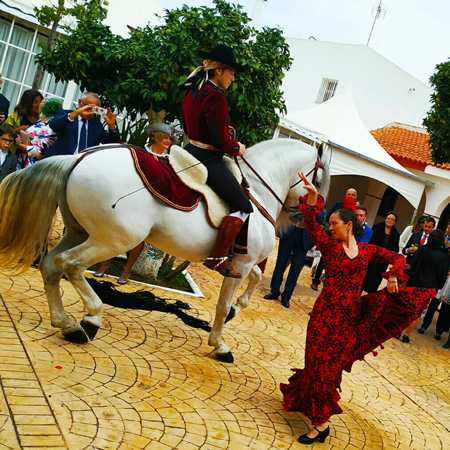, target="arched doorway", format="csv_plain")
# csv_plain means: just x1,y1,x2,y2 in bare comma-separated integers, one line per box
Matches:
438,202,450,231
